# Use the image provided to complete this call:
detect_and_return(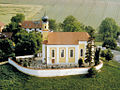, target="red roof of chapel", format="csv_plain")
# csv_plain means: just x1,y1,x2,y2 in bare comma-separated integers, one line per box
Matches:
43,32,90,45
